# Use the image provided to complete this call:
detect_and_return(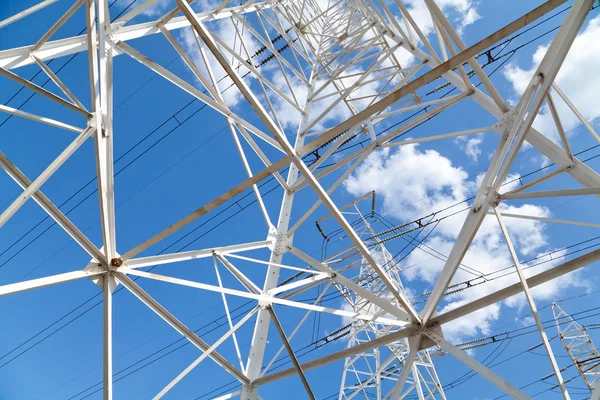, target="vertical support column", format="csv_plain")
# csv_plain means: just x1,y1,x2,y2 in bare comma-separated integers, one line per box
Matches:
494,208,570,399
89,0,116,398
241,44,323,399
93,0,117,262
420,0,594,324
103,273,113,400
